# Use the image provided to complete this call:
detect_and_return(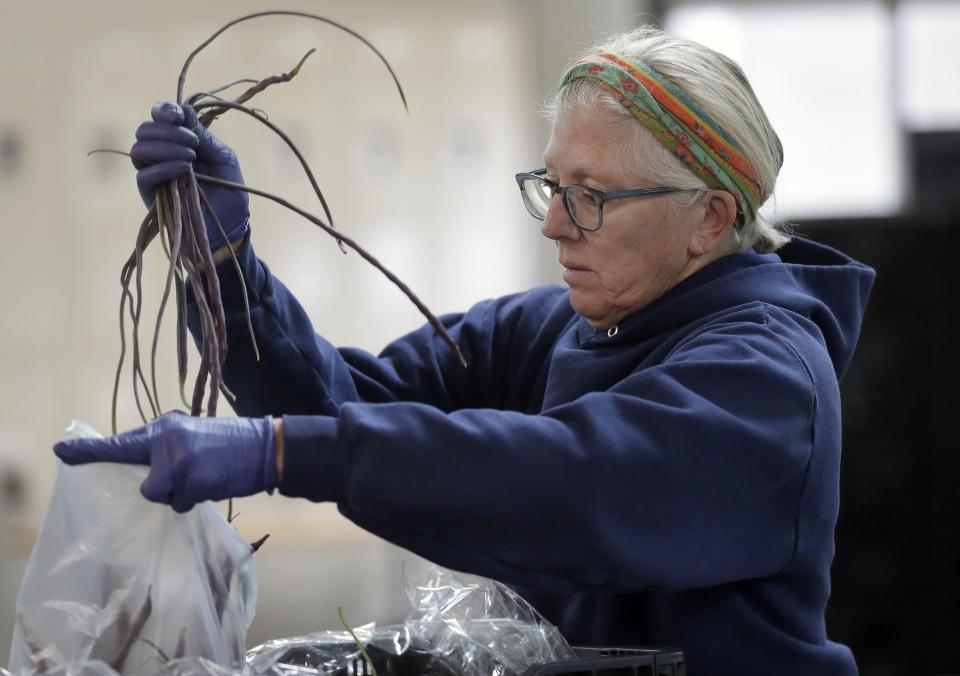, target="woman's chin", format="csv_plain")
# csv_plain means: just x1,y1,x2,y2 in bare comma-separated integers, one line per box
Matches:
568,292,609,326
